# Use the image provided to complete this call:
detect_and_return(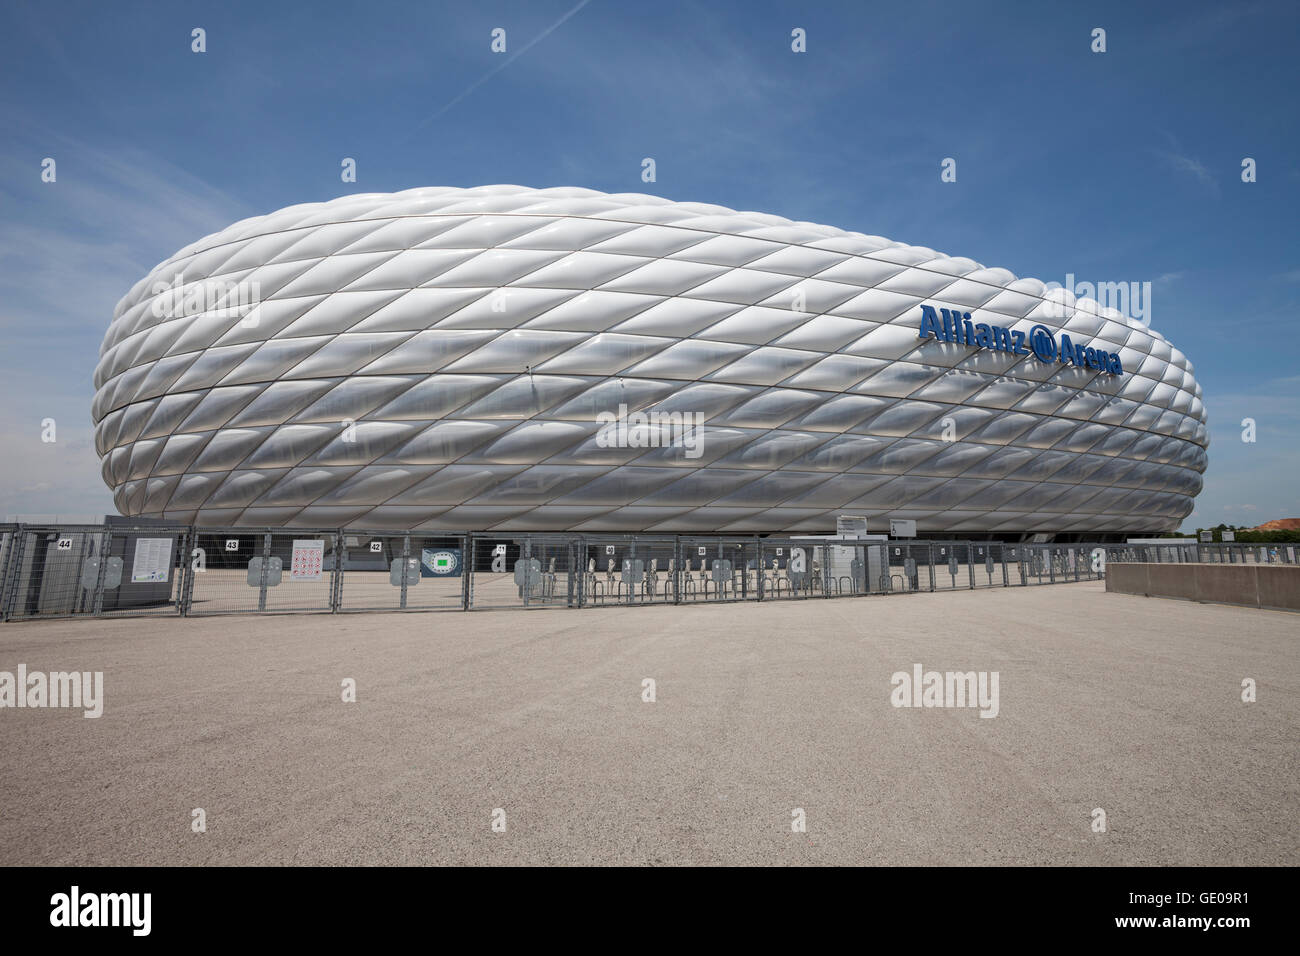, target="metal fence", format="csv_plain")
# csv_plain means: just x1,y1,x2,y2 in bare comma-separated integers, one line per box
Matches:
1123,541,1300,566
0,523,191,622
2,523,1293,622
